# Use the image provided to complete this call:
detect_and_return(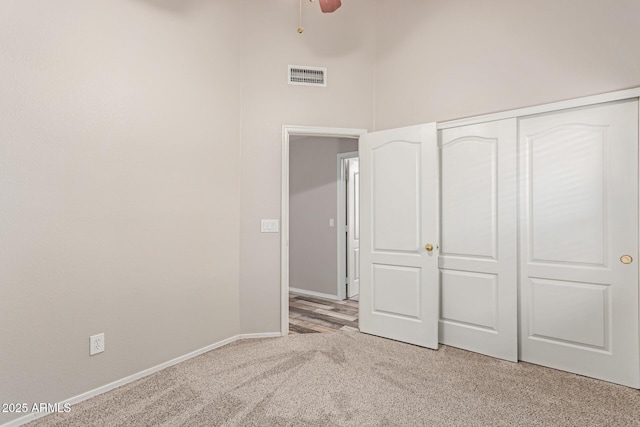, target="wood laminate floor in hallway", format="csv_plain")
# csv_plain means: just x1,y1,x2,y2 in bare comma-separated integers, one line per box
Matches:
289,292,359,334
